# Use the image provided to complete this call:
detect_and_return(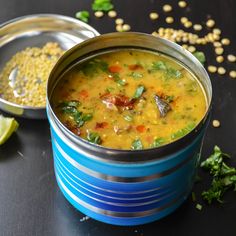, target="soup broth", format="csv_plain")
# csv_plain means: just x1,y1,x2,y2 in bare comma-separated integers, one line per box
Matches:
52,49,207,150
